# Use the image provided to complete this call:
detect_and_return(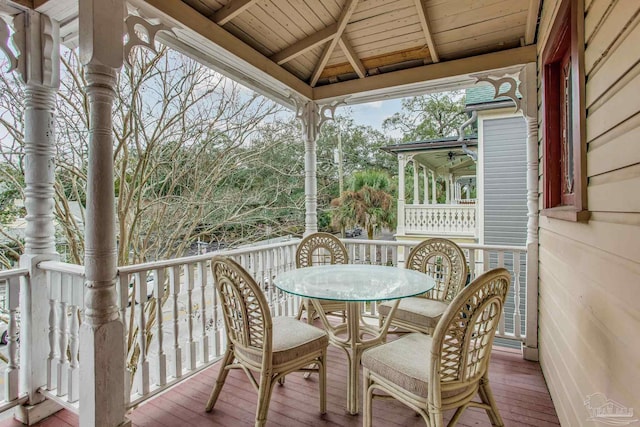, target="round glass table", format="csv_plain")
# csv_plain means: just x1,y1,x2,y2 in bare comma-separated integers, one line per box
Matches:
274,264,435,415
